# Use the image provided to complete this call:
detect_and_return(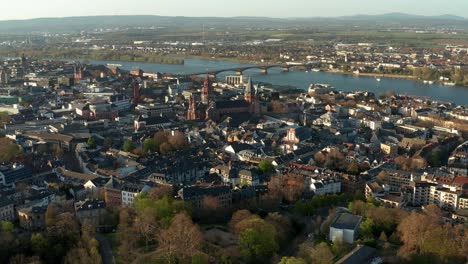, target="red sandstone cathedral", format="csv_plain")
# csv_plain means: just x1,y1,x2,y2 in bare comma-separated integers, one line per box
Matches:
187,77,261,122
